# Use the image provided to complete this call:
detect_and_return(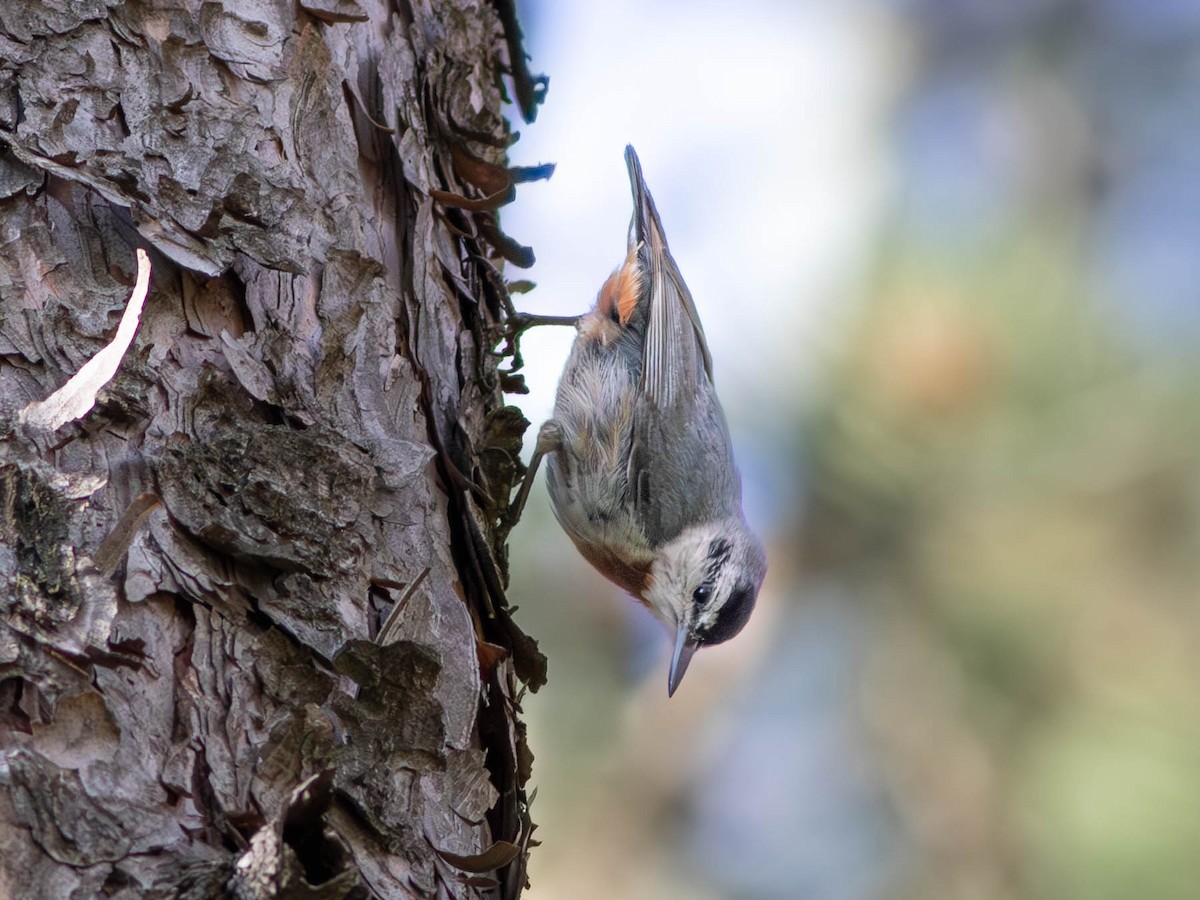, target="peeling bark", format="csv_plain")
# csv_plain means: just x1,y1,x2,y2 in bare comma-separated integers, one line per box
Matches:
0,1,547,896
